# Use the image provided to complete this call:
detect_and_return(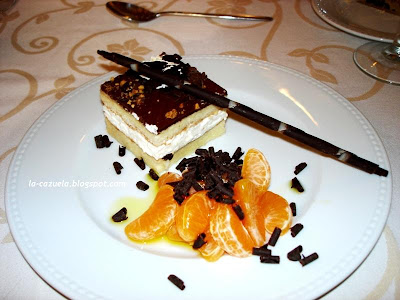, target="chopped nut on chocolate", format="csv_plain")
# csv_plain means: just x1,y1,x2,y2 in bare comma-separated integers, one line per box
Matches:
165,109,178,119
